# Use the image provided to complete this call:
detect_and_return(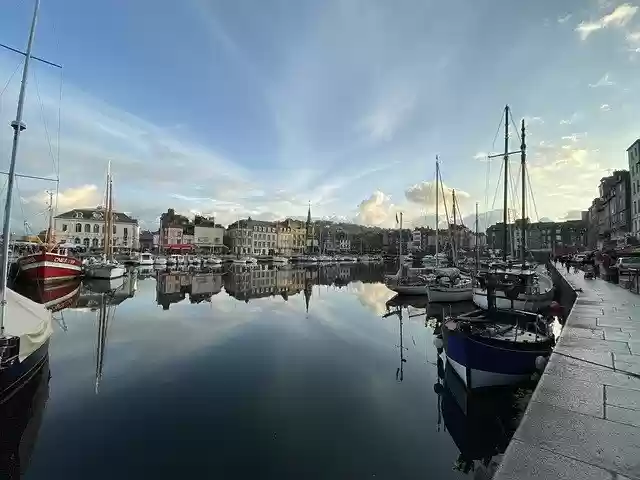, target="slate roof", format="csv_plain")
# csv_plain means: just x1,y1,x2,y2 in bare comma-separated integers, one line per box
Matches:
56,208,139,224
